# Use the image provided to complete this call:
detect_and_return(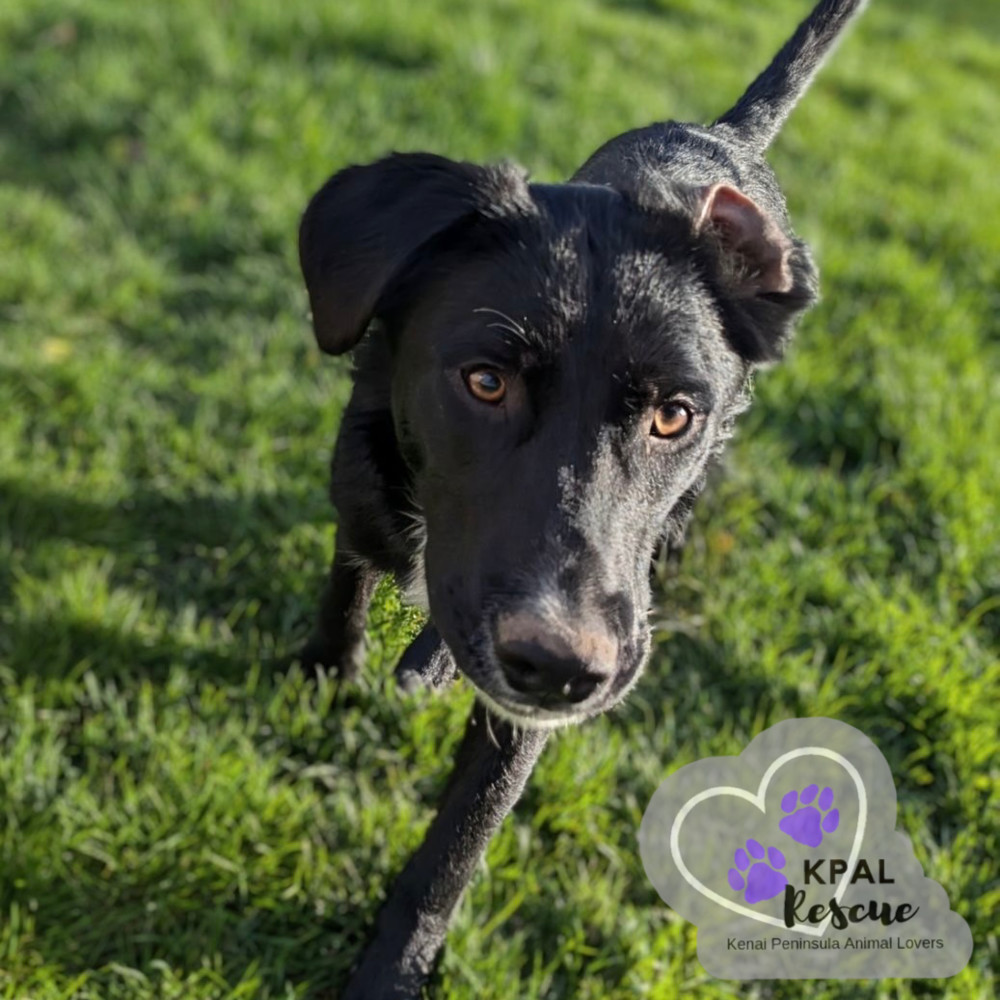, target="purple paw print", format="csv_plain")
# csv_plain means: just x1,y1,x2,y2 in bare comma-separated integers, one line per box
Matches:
779,784,840,848
727,839,788,904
